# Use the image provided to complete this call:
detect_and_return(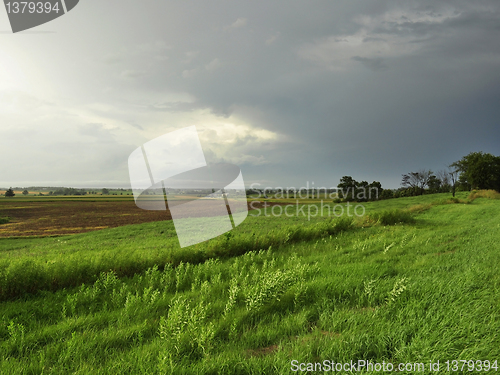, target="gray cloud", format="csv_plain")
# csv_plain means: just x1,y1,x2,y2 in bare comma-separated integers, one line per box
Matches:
351,56,387,71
